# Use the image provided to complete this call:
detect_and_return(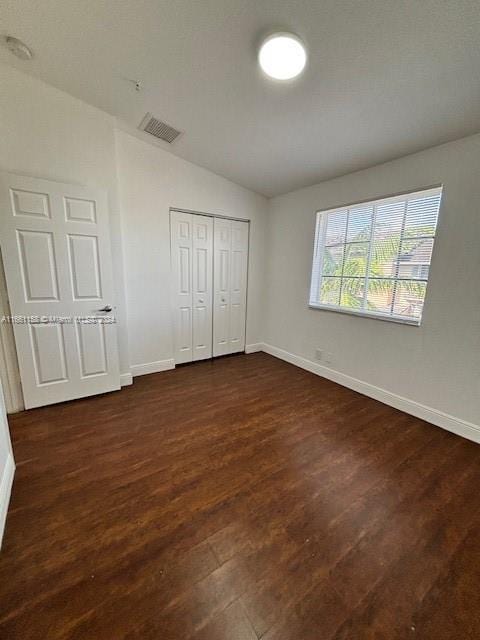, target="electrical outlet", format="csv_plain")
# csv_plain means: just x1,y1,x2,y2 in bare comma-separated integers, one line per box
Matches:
324,351,333,365
315,348,323,361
